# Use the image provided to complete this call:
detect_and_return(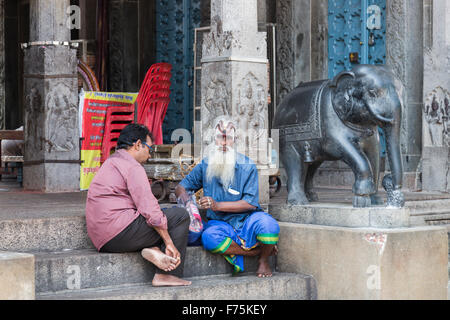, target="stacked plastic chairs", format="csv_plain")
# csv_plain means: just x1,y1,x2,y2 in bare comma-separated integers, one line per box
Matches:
100,103,135,163
137,63,172,145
